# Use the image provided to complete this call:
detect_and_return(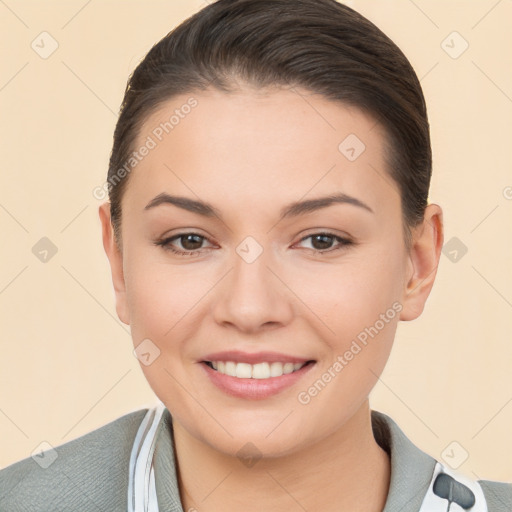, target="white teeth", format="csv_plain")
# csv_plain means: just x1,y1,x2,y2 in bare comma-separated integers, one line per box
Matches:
283,362,294,374
209,360,307,379
269,362,283,377
225,361,237,377
252,362,270,379
235,362,252,378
